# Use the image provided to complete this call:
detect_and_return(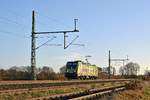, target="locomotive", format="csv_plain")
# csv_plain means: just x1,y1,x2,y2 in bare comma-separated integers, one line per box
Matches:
65,60,98,79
